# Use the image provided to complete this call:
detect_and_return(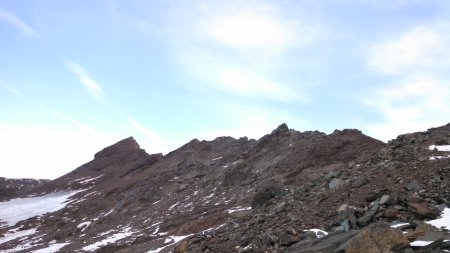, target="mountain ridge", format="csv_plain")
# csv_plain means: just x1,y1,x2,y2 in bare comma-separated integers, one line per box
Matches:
1,123,449,252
